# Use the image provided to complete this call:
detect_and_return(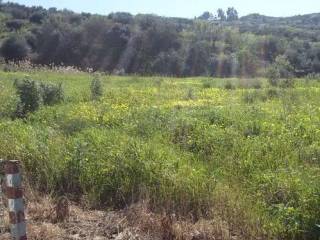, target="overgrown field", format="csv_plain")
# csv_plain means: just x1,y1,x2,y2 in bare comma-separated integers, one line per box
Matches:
0,71,320,239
